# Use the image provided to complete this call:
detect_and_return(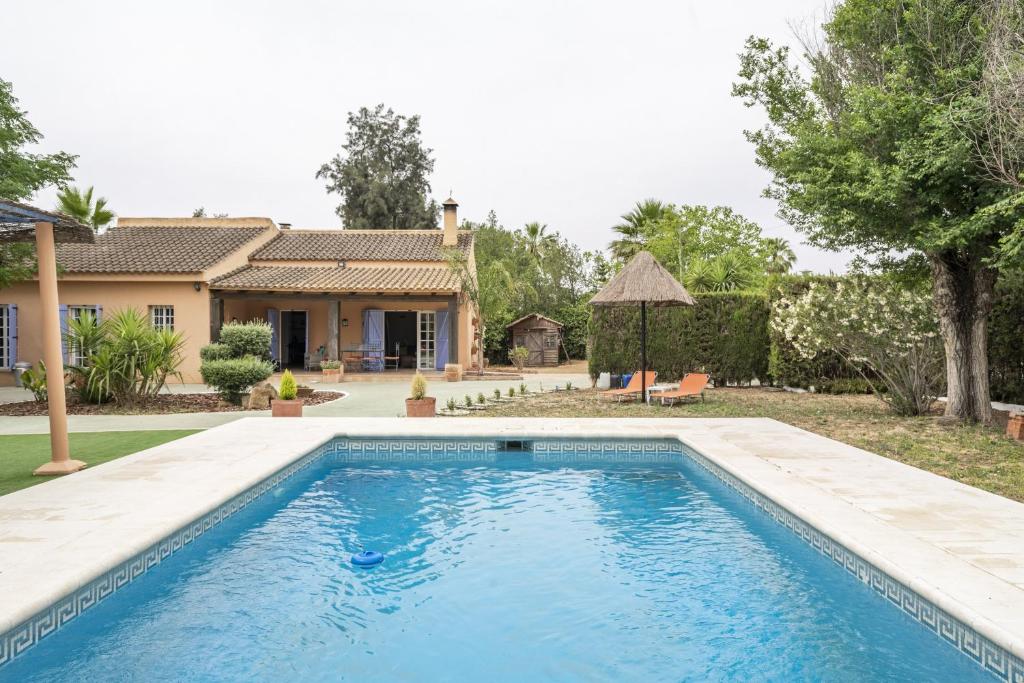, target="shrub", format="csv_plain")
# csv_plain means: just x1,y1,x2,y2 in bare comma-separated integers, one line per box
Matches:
589,292,770,384
321,359,341,370
493,388,501,400
990,272,1024,404
509,346,530,371
519,382,527,394
219,321,273,360
410,373,428,400
20,362,47,402
279,369,298,400
773,276,943,416
476,392,486,404
200,356,274,403
446,397,457,411
67,308,186,405
464,394,473,407
200,343,233,362
816,378,876,395
508,386,516,397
